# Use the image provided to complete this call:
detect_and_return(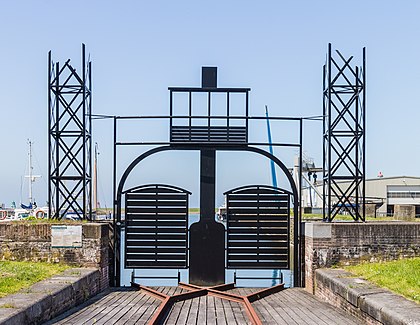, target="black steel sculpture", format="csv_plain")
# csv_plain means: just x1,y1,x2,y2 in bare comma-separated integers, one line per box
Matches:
113,67,302,287
48,44,92,220
323,43,366,221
